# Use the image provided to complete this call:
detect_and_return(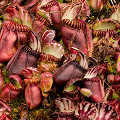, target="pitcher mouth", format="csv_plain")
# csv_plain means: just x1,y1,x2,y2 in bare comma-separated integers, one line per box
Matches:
62,19,86,30
39,0,58,9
